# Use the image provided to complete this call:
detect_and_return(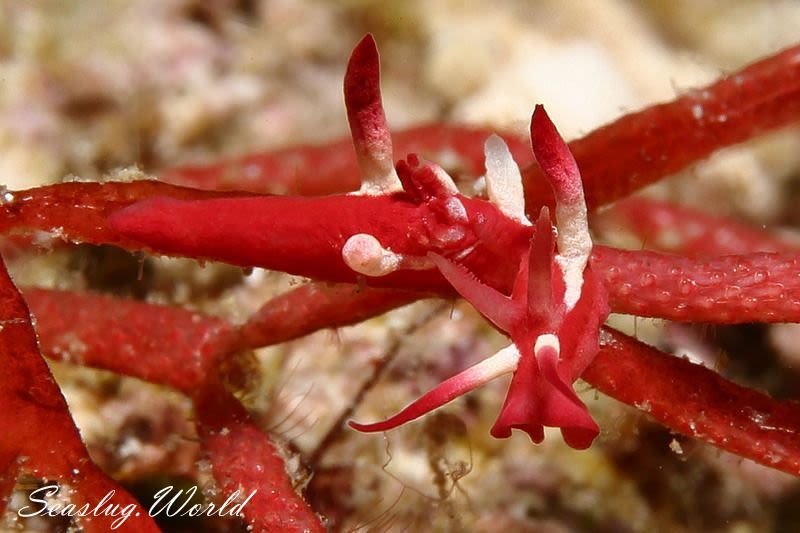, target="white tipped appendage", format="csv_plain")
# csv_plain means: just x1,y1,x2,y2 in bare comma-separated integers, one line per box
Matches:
534,333,560,357
484,135,530,226
464,343,522,383
345,35,403,196
348,343,521,432
529,105,593,311
342,233,431,276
